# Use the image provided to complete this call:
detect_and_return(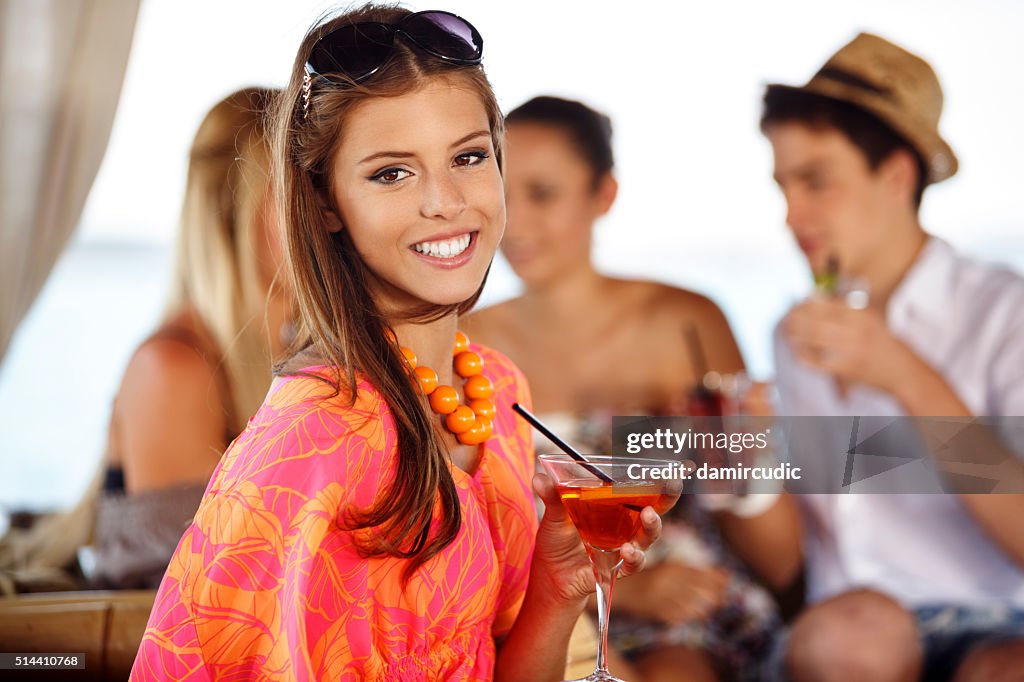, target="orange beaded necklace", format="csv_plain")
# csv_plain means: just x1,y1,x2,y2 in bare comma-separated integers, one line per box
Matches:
398,330,495,445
